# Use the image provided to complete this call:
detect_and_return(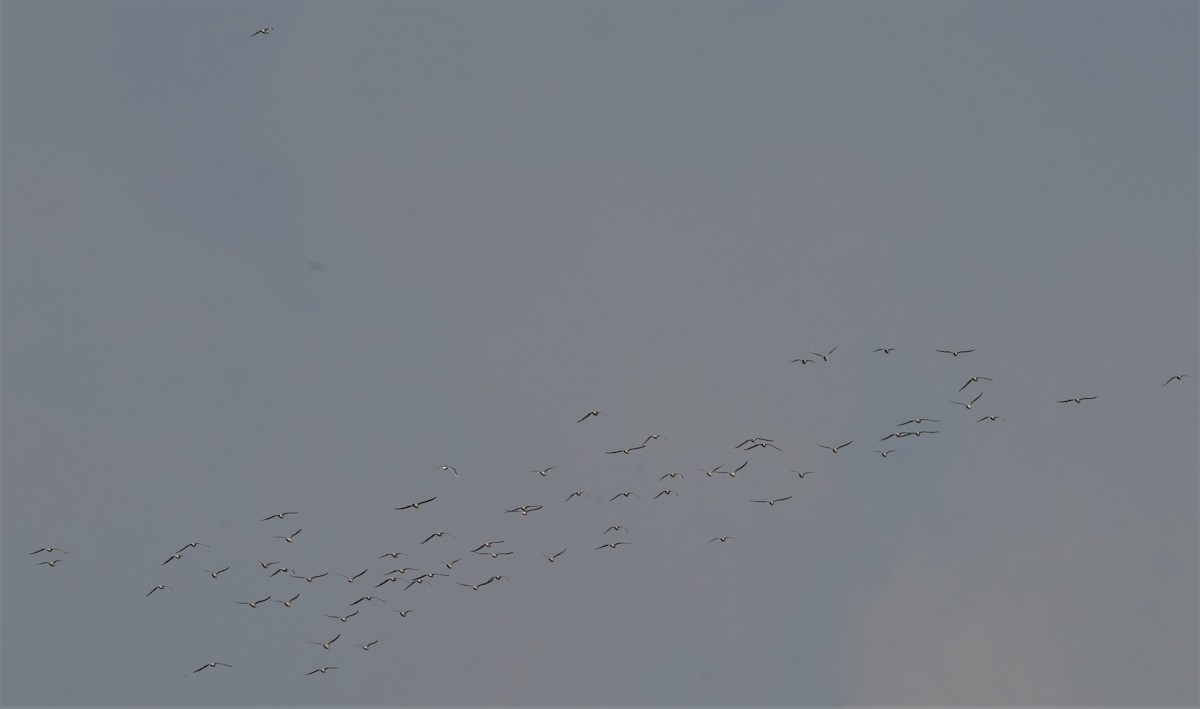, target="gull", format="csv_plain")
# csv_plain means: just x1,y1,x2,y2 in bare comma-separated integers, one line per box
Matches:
438,465,458,477
162,553,190,565
378,552,406,559
810,345,838,362
950,393,982,410
604,525,628,534
442,558,463,570
577,410,604,422
470,541,504,553
505,504,543,515
606,444,646,455
898,418,938,426
325,611,358,623
609,491,639,501
725,461,749,477
274,593,301,608
457,579,495,590
659,472,683,480
262,511,298,521
421,532,456,544
752,496,793,506
595,542,630,550
475,550,513,559
268,567,294,577
335,569,368,583
936,349,975,357
175,542,210,553
375,577,399,588
1058,396,1097,404
306,667,338,675
879,432,911,441
235,596,272,608
203,566,230,579
37,559,63,568
792,470,815,479
744,441,782,451
487,575,510,584
909,430,939,437
273,529,302,543
1163,374,1189,386
251,27,273,36
977,415,1005,422
393,609,415,617
413,571,449,582
791,357,814,364
349,596,385,606
958,376,993,391
360,641,378,651
873,449,897,458
700,465,726,477
872,348,896,354
530,467,555,477
709,536,735,543
565,491,589,501
544,549,567,562
30,547,68,555
146,585,172,597
395,497,437,510
383,567,418,575
653,489,677,499
194,662,232,673
290,572,328,582
642,434,663,445
259,561,280,570
817,441,853,454
310,634,341,648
